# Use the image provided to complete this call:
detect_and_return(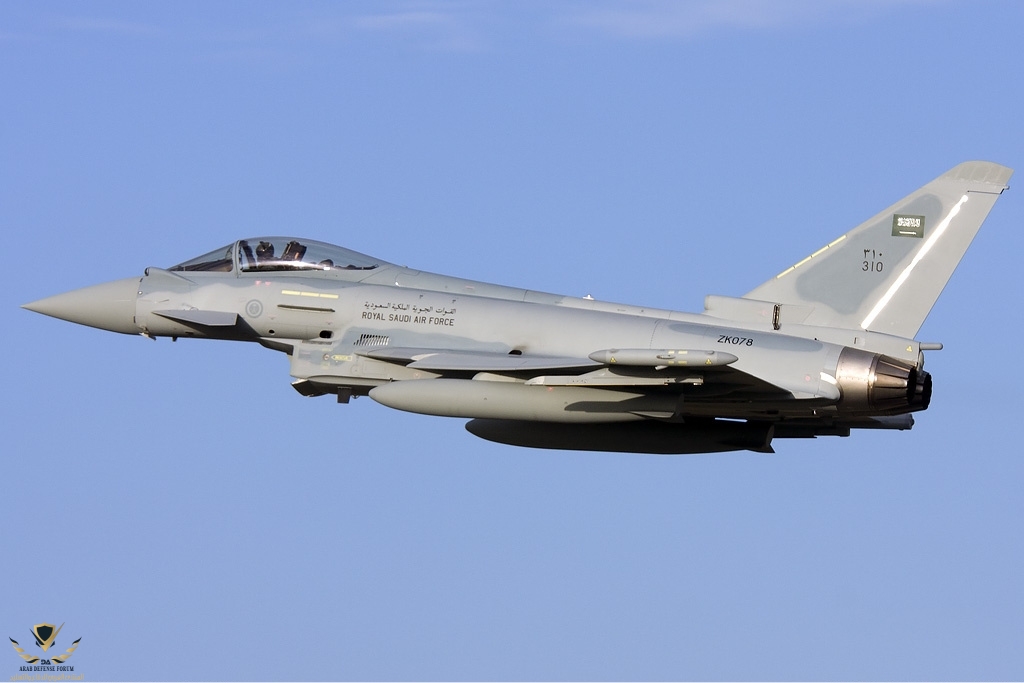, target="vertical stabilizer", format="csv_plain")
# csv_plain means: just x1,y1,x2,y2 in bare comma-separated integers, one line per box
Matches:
744,161,1012,338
